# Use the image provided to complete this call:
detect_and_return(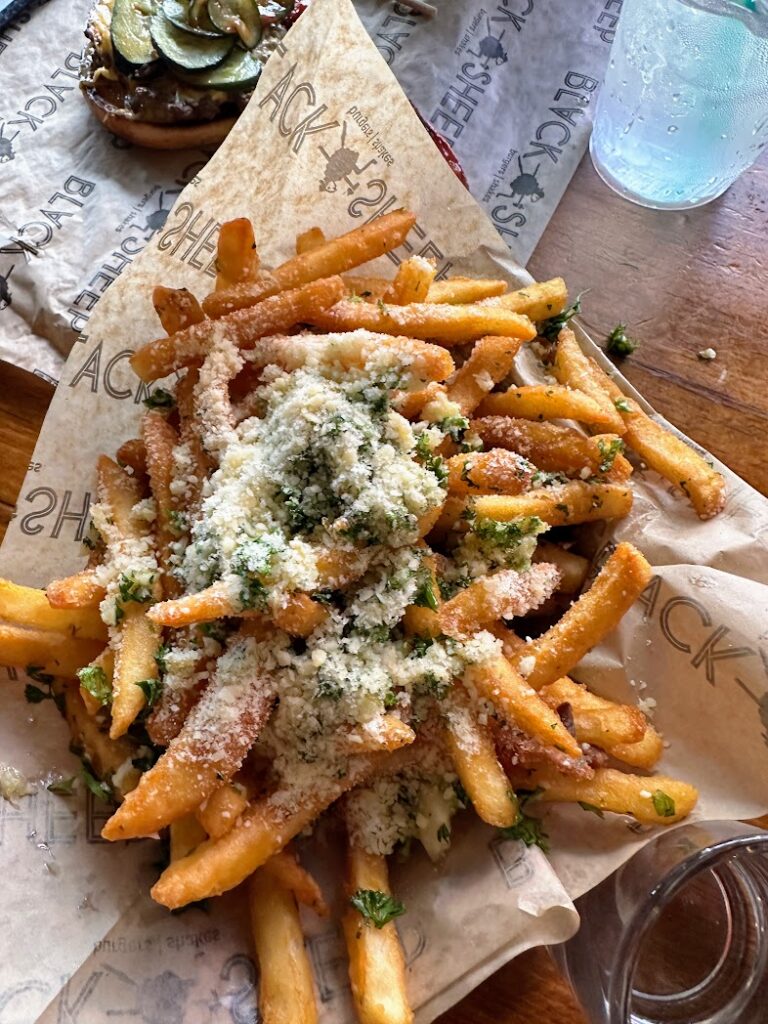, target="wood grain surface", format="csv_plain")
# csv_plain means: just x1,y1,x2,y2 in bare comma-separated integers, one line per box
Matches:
1,150,766,1024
